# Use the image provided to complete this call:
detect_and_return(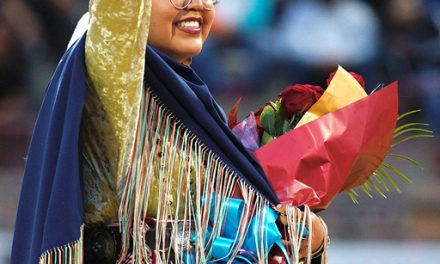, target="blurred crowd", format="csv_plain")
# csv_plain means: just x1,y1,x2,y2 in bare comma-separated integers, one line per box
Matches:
194,0,439,107
0,0,439,187
0,0,87,167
